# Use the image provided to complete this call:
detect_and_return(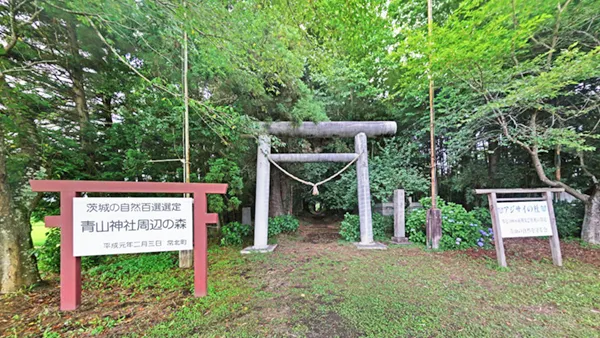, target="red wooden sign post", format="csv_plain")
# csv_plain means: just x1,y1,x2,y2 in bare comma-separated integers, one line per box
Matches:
30,180,227,311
